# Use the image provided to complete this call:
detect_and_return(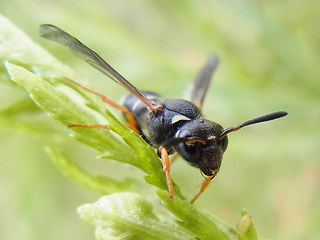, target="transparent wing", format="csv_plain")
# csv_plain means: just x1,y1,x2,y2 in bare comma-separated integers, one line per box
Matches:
190,54,219,110
39,24,156,110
